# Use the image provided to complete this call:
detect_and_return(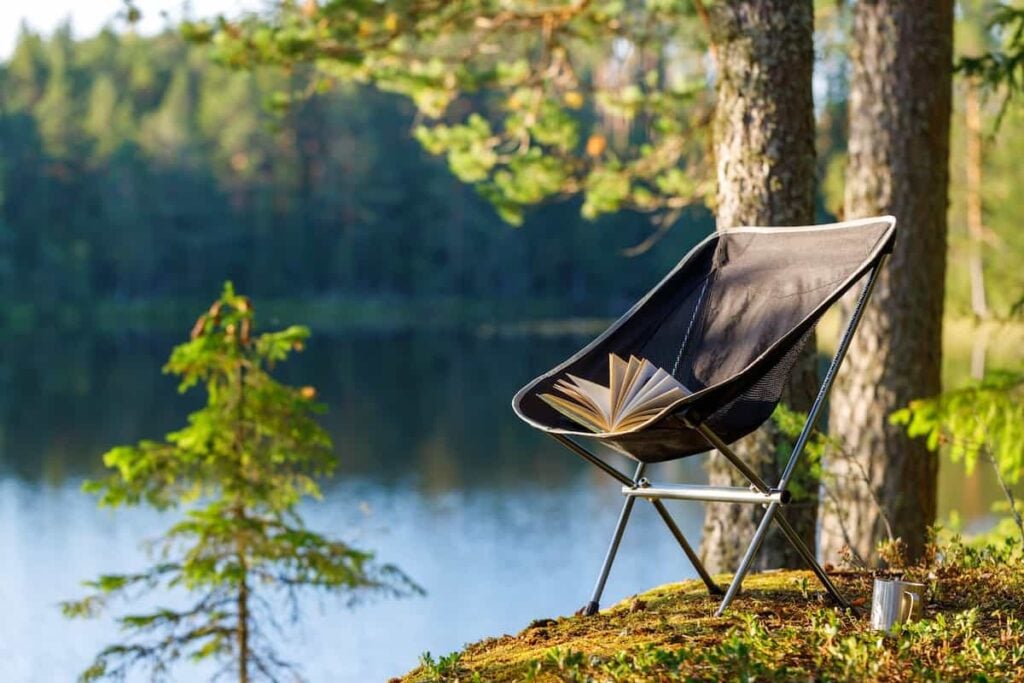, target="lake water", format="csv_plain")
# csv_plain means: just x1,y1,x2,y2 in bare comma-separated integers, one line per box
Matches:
0,331,1011,681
